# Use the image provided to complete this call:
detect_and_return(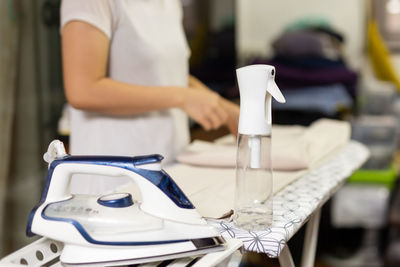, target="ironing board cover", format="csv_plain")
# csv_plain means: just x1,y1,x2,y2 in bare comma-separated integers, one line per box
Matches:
208,141,369,257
